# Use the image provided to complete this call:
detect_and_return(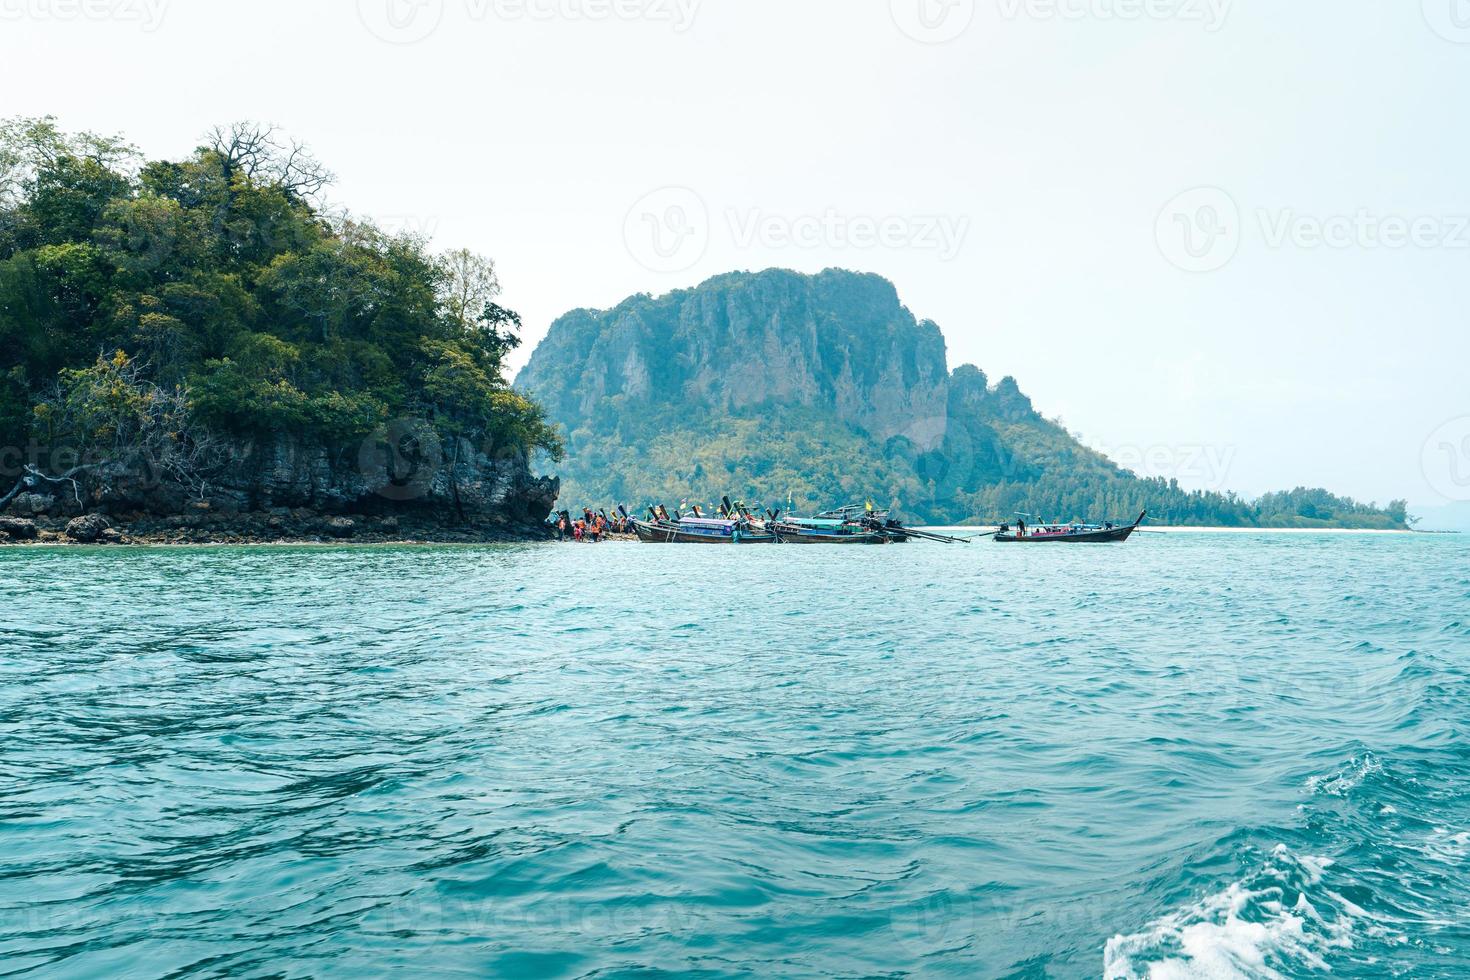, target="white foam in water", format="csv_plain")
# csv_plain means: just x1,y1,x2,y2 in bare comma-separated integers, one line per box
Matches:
1103,846,1356,980
1422,828,1470,864
1304,753,1383,798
